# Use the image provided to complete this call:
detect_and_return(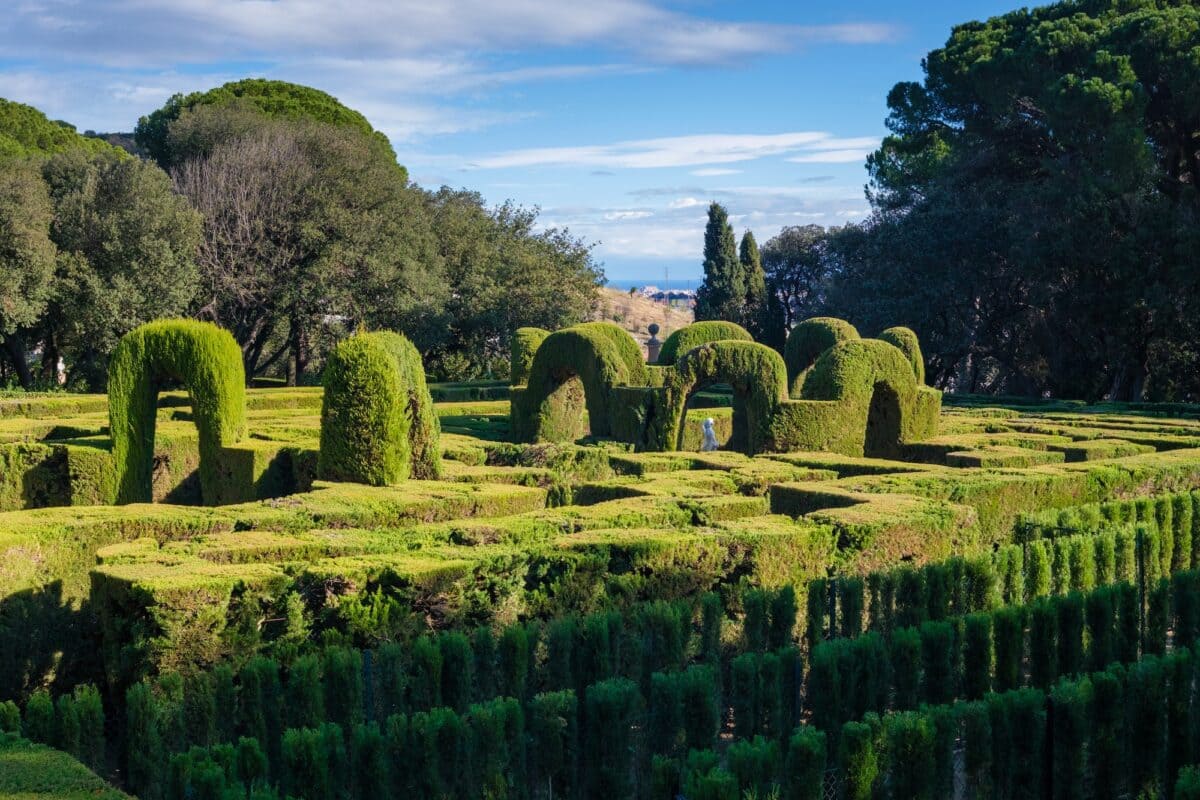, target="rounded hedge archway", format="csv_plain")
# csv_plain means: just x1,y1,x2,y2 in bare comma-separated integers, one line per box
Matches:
514,322,648,442
108,319,247,504
878,326,926,384
665,340,788,454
